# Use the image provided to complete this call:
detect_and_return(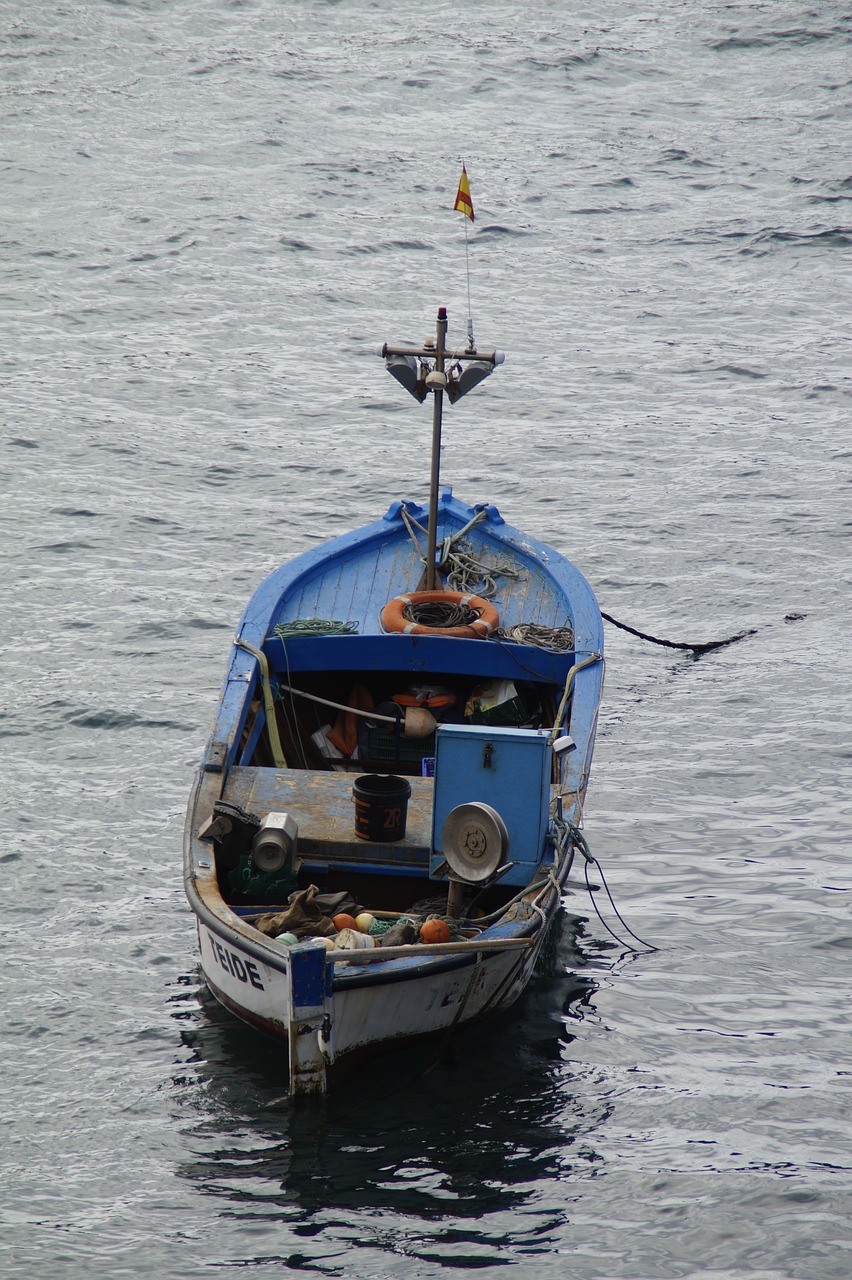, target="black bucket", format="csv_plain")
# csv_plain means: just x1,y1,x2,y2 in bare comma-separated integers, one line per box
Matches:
353,774,411,842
